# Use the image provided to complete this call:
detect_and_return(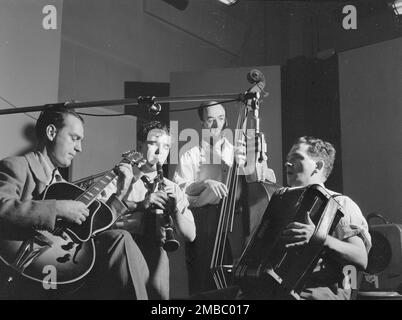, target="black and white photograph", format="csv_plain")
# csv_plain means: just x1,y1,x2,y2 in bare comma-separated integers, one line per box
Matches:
0,0,401,308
